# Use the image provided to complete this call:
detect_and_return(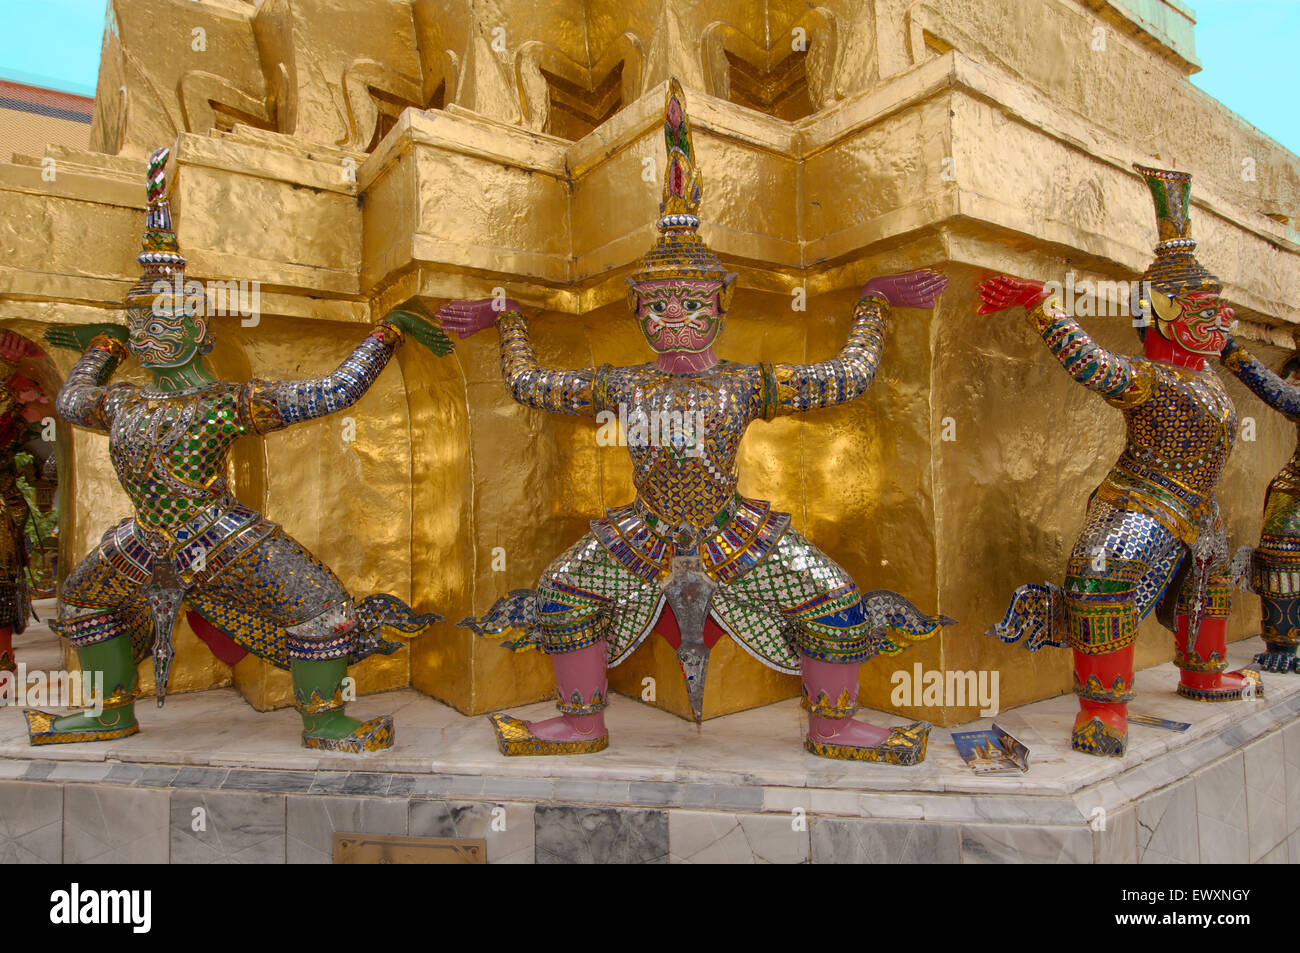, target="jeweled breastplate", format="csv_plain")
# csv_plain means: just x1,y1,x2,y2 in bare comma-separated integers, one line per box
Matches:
109,384,245,534
613,363,757,527
1105,363,1236,535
